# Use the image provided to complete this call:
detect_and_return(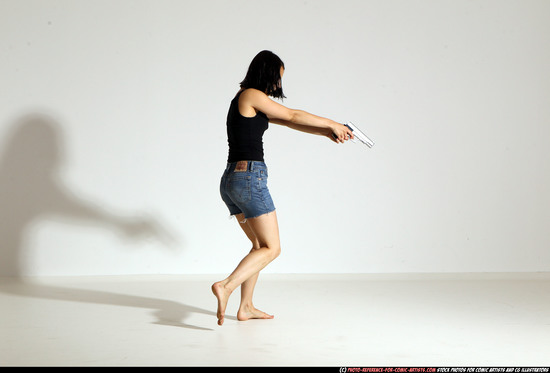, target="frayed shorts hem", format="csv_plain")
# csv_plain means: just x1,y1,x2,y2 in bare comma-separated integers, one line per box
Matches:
228,208,276,223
